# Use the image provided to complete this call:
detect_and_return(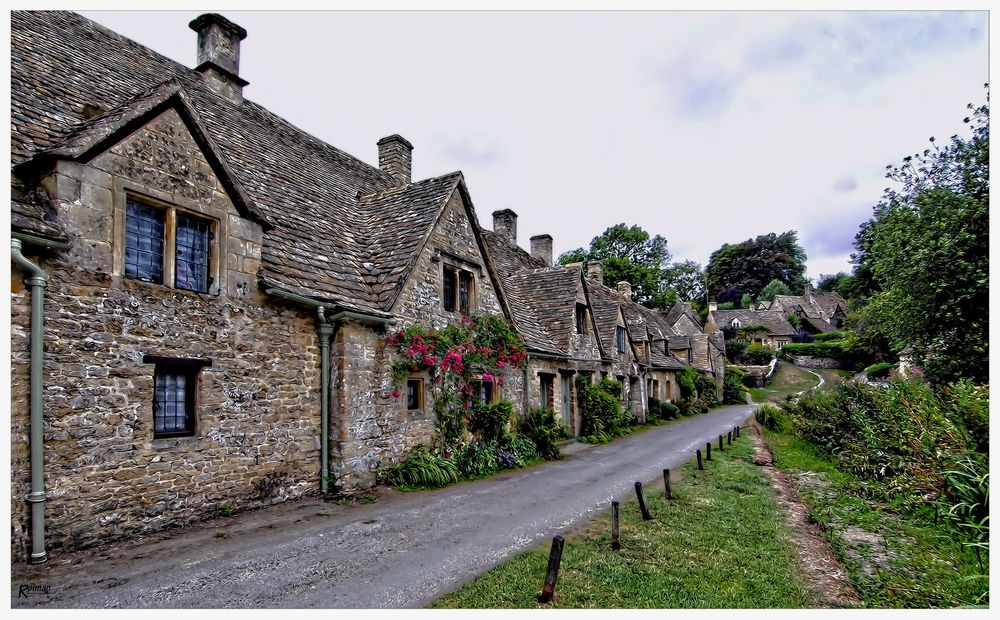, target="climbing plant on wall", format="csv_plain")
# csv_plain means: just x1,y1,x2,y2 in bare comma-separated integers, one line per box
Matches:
386,314,527,445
